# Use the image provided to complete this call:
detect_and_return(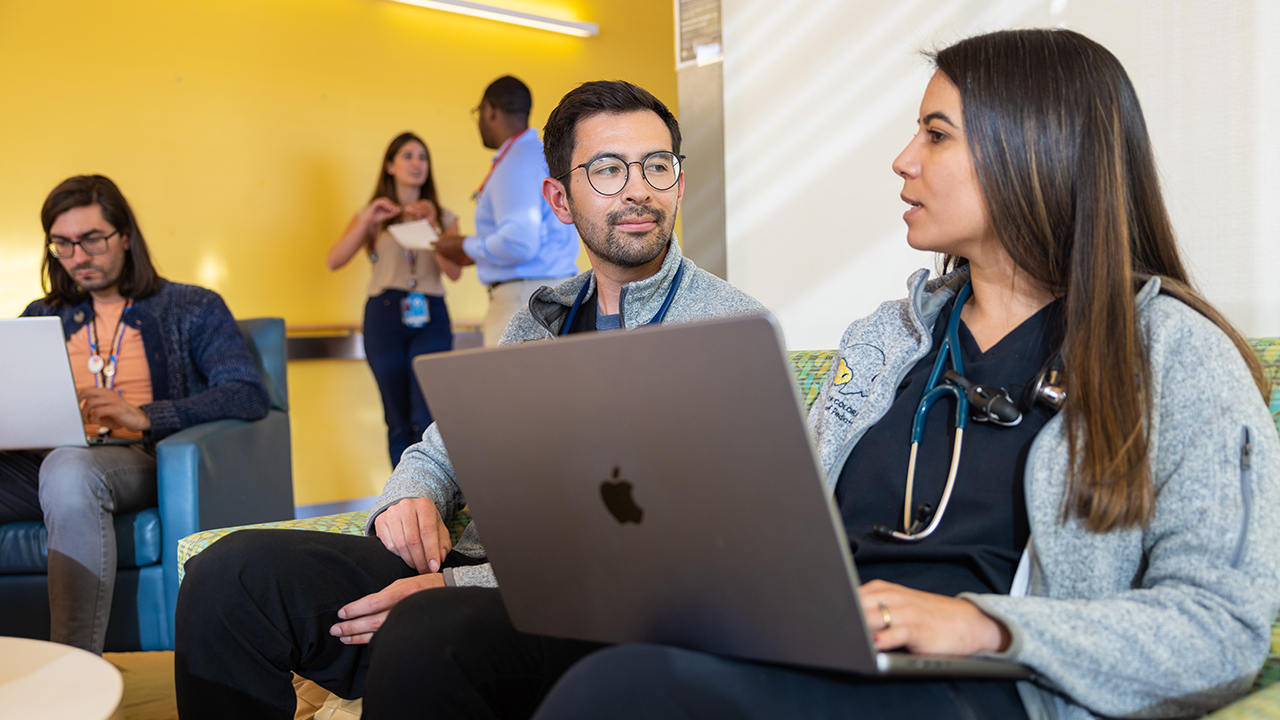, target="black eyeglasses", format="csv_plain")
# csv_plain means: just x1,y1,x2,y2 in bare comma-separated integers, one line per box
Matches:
558,152,685,196
48,229,119,258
